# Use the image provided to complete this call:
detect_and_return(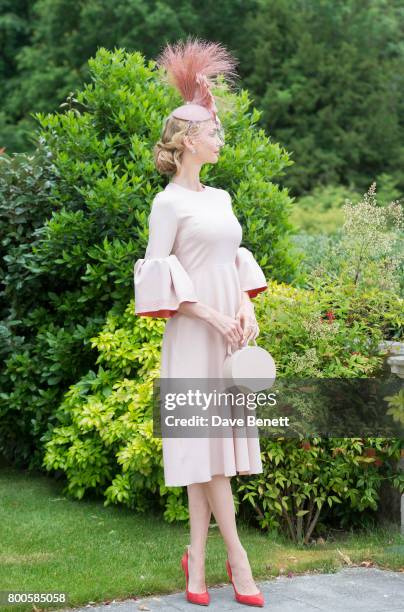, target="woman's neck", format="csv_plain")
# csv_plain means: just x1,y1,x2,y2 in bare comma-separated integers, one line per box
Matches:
171,178,204,192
